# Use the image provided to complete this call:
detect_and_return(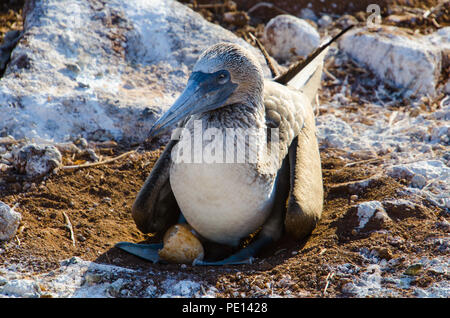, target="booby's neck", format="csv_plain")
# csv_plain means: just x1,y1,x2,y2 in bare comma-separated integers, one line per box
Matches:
200,97,265,131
